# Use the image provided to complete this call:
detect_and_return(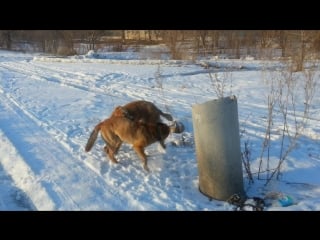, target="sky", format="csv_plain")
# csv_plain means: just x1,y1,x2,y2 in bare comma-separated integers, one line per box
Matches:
0,47,319,211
